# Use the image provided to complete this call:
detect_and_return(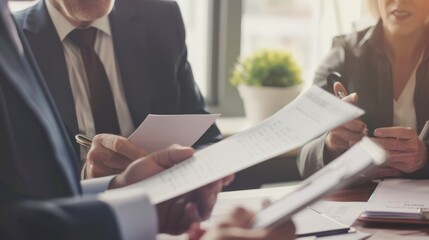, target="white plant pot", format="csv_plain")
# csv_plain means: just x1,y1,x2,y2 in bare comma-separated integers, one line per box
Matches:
238,84,302,124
